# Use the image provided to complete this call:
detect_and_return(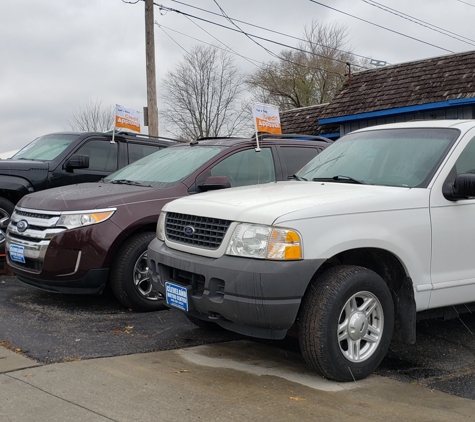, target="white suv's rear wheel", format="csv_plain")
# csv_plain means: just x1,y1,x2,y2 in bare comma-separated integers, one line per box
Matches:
299,265,394,381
